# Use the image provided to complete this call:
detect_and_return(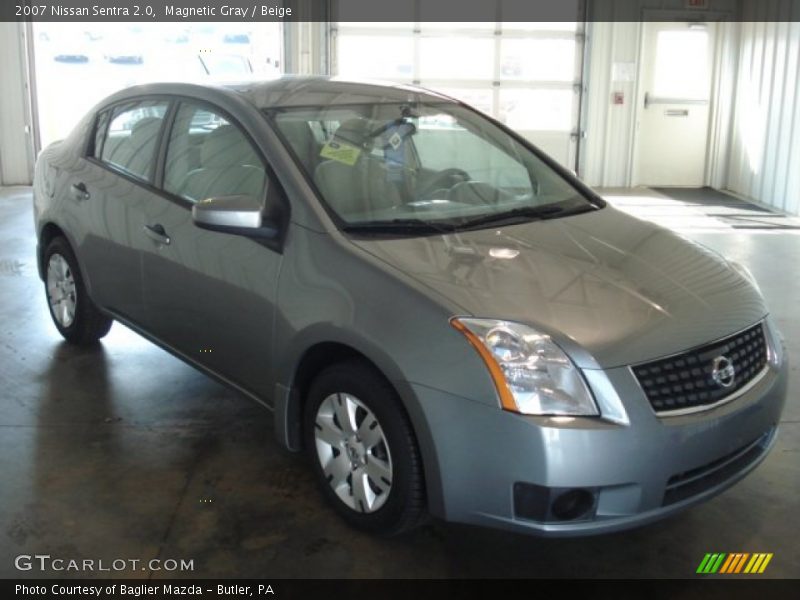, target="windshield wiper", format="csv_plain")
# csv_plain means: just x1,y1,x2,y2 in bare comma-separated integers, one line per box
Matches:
341,205,596,235
457,204,593,230
341,218,456,235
